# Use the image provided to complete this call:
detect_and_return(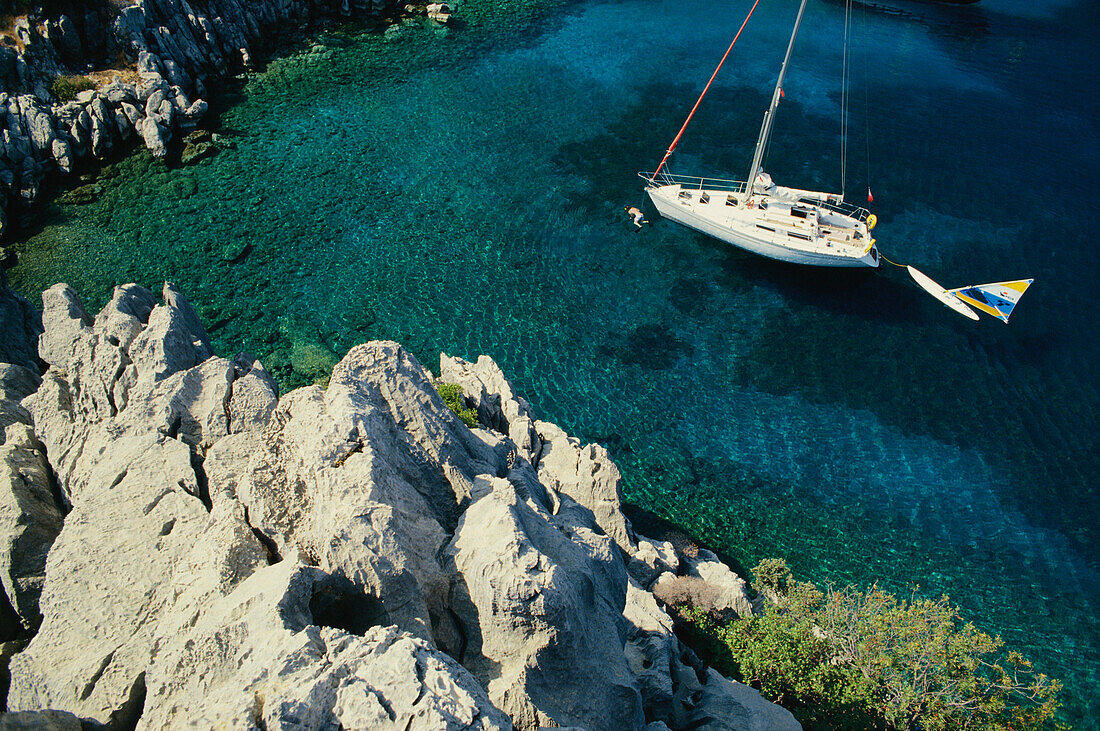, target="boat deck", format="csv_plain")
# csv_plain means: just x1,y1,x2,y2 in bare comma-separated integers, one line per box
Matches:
643,176,879,268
